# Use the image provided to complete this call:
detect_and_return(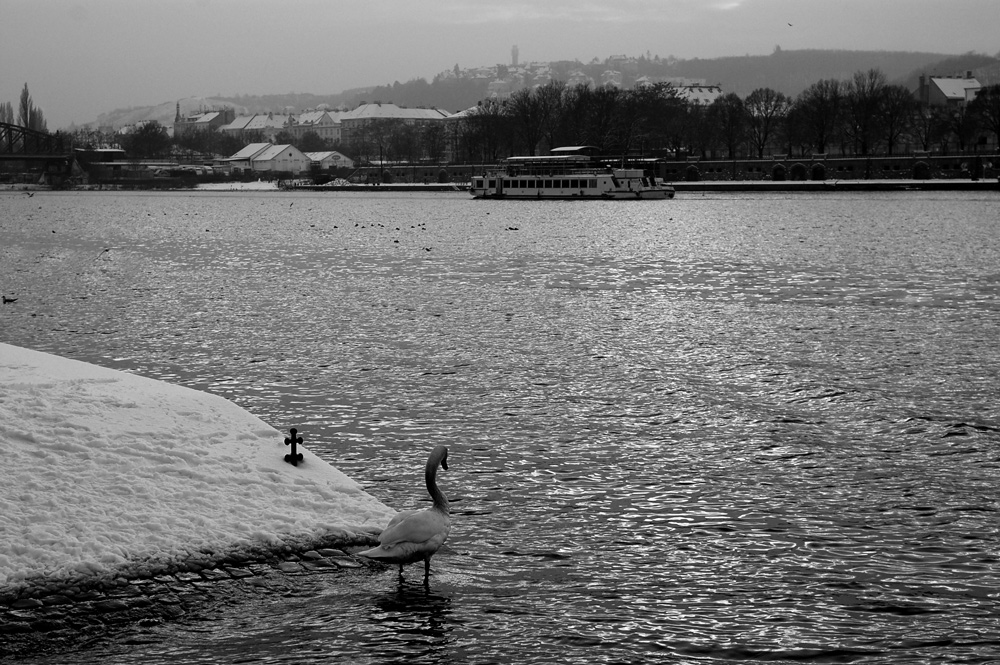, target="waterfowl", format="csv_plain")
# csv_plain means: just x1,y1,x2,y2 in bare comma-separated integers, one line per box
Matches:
359,445,450,581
